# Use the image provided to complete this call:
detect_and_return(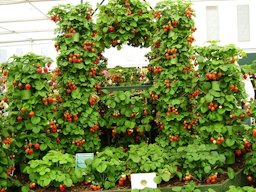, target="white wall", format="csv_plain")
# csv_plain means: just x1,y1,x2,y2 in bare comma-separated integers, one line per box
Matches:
192,0,256,53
